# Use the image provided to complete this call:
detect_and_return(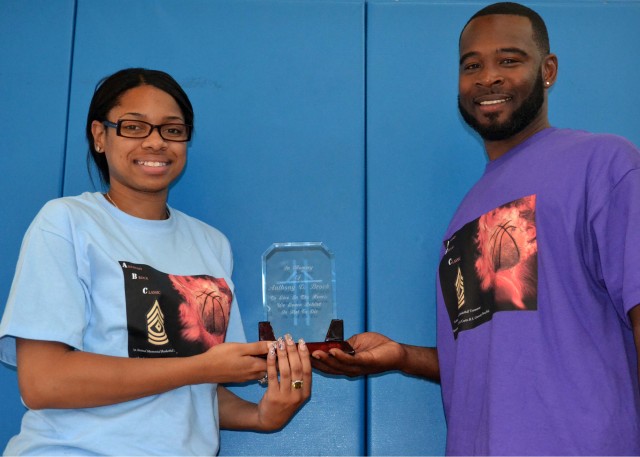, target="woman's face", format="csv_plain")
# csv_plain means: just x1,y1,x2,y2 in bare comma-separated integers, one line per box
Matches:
91,85,188,198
